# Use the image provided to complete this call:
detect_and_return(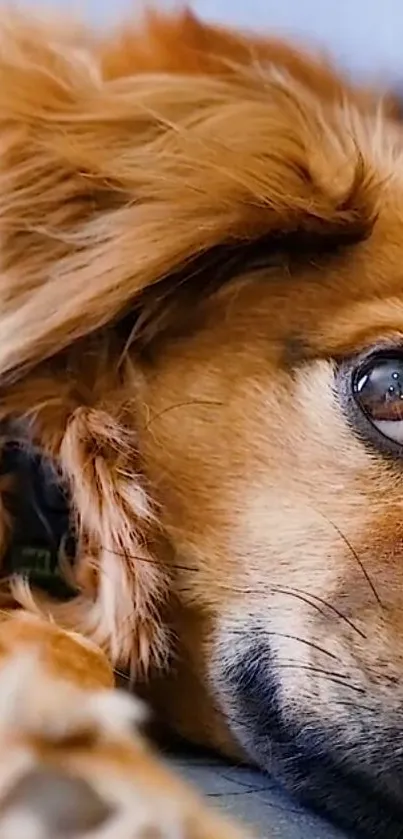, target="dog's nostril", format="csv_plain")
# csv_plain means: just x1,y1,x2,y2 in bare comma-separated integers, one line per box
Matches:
0,767,113,837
